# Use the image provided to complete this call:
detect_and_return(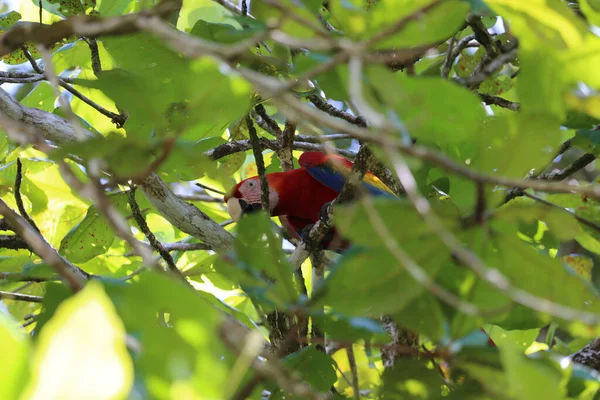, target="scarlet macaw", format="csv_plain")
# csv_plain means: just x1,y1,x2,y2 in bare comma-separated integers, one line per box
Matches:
224,151,395,250
225,151,497,347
